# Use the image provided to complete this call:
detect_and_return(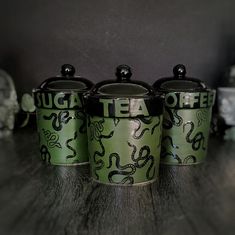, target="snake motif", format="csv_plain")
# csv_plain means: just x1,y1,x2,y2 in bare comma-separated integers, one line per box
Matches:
131,119,150,139
131,117,161,139
162,136,179,149
150,116,161,135
183,121,206,151
65,131,78,159
183,155,197,164
163,107,183,129
128,142,155,180
43,111,72,131
88,118,114,179
196,109,208,127
89,118,107,141
161,136,182,164
40,145,51,164
75,110,87,133
92,139,106,179
107,153,136,184
42,128,61,148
